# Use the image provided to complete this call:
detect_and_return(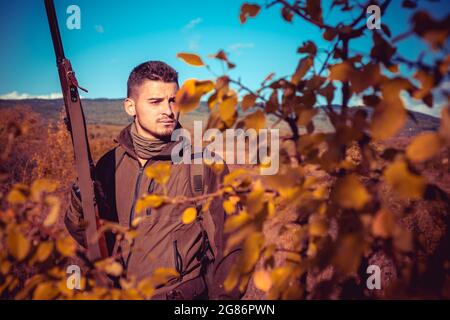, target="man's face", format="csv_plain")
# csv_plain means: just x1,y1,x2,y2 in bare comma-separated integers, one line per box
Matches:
124,80,179,139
